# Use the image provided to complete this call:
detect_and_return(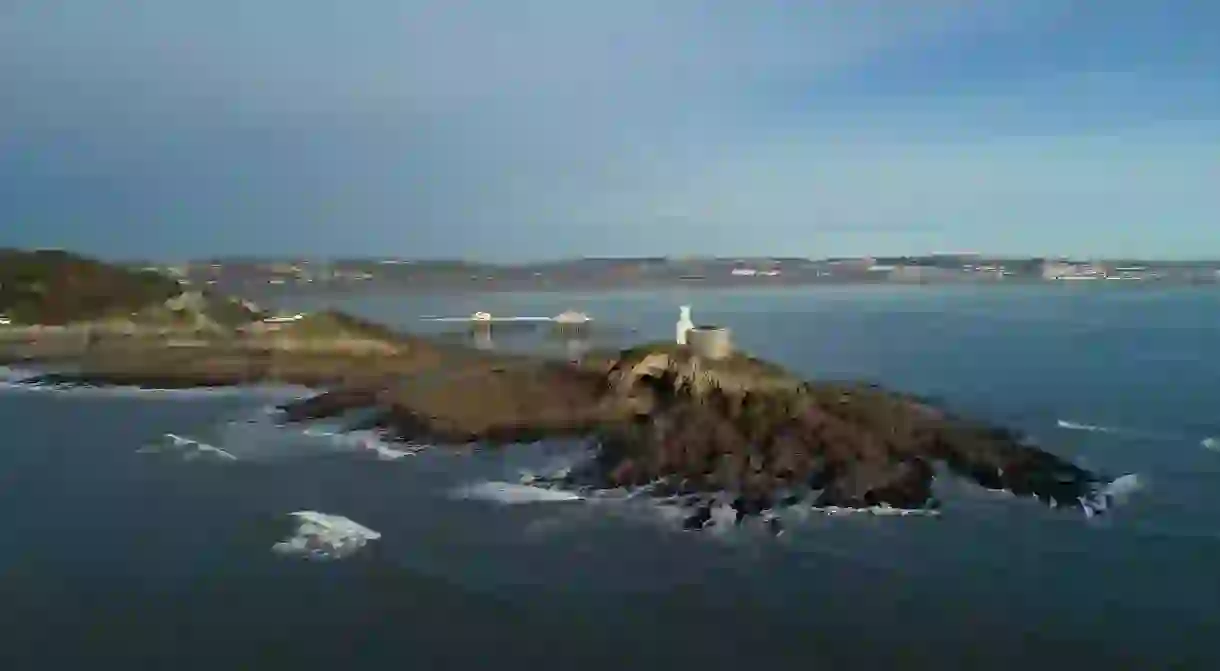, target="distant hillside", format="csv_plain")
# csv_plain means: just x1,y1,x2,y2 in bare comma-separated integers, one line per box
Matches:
0,249,260,326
